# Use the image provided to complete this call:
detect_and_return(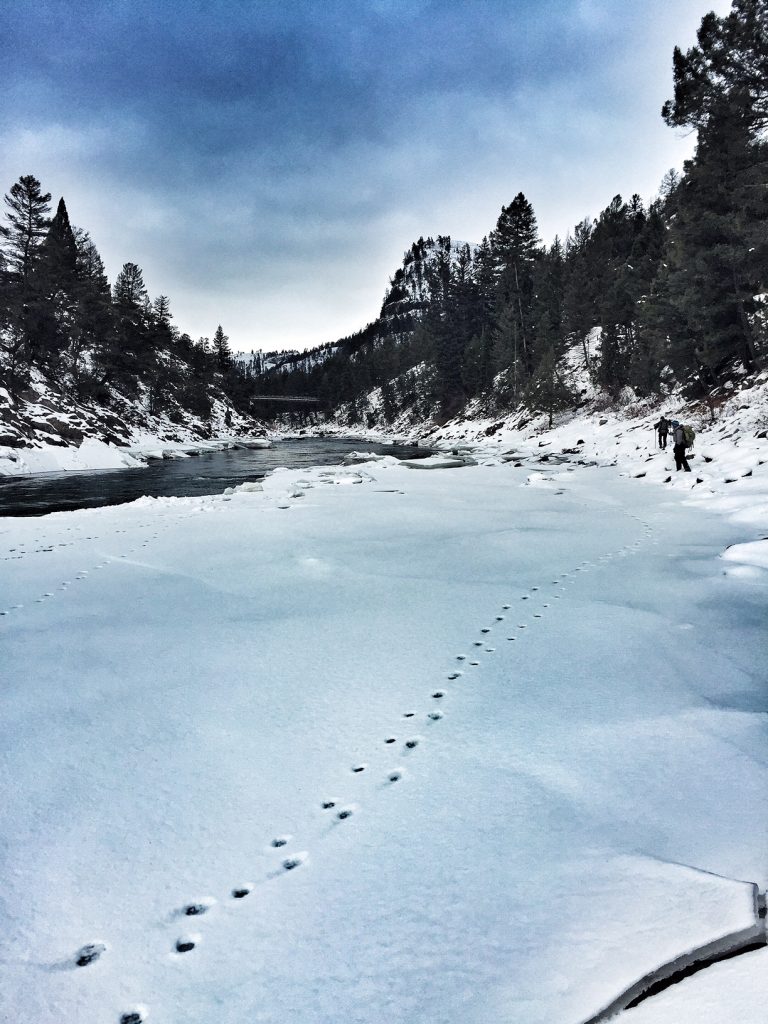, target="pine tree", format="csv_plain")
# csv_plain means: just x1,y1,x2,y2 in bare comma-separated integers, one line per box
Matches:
490,193,540,373
70,230,113,397
39,198,78,289
153,295,172,332
662,112,767,375
0,175,51,283
659,1,768,374
472,235,496,332
114,262,148,308
24,197,81,372
662,0,768,137
491,193,539,275
106,262,152,391
212,324,232,370
0,175,52,383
